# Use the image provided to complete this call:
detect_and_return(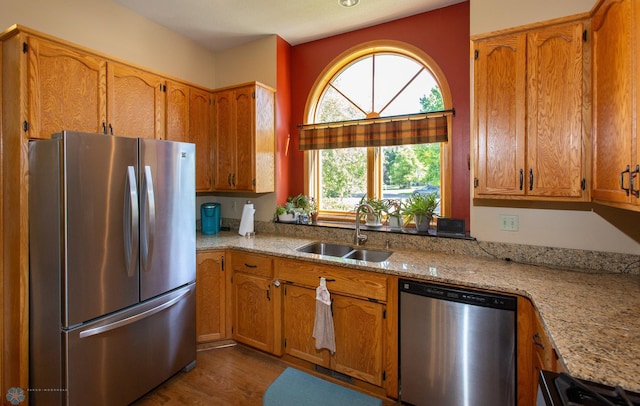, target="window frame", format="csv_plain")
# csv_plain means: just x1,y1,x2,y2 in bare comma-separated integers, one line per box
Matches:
303,40,453,222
